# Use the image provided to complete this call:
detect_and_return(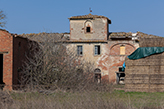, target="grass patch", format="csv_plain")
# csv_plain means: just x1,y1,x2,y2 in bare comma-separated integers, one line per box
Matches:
1,88,164,109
